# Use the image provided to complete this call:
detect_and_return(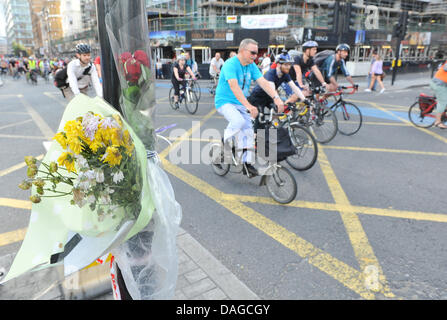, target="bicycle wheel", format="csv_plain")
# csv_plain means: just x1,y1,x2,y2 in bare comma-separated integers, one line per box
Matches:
168,87,177,110
209,143,230,176
265,165,297,204
286,123,318,171
191,81,201,101
184,90,199,114
310,105,338,144
408,101,436,128
334,102,363,136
